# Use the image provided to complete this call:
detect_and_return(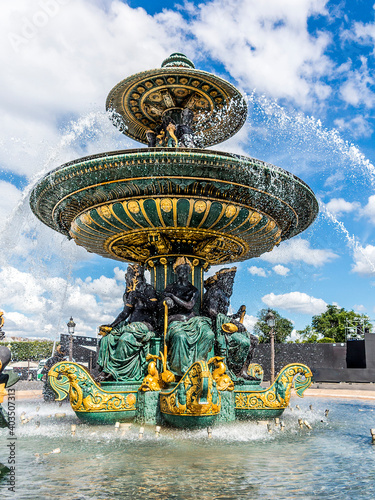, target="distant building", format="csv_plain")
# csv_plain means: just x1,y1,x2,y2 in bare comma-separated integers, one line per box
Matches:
60,334,98,373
